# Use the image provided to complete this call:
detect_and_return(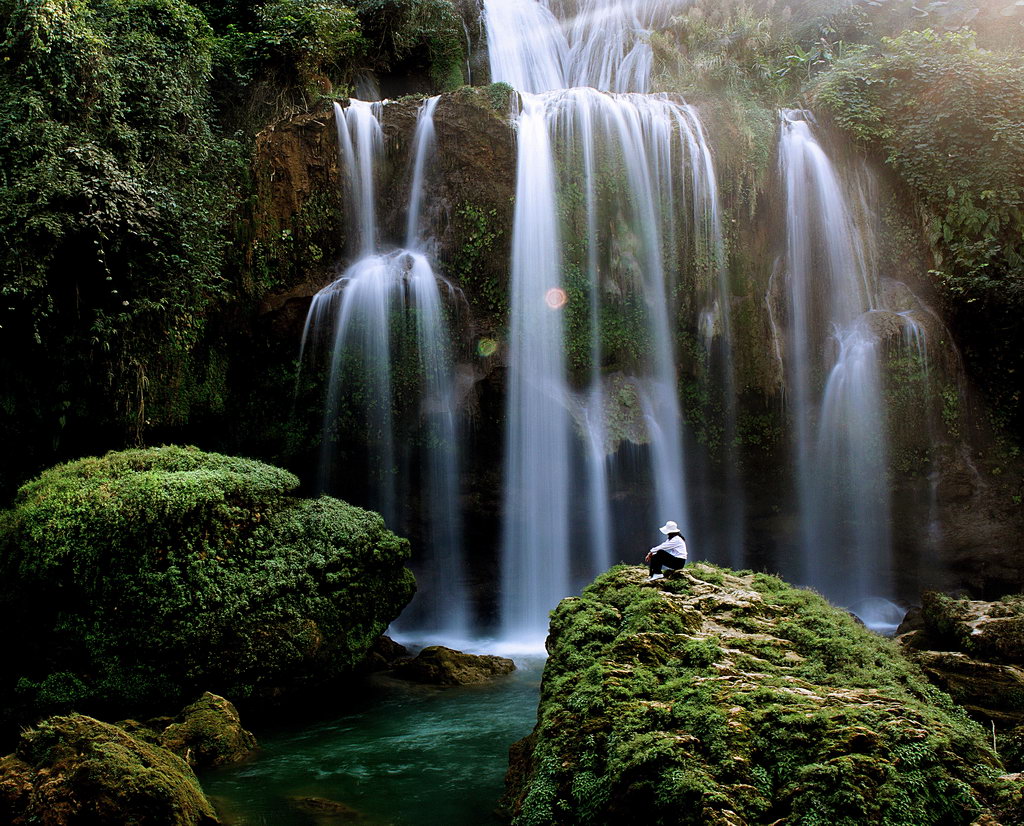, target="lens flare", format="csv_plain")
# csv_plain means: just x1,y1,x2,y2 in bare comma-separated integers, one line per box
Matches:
544,287,568,310
476,337,498,357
